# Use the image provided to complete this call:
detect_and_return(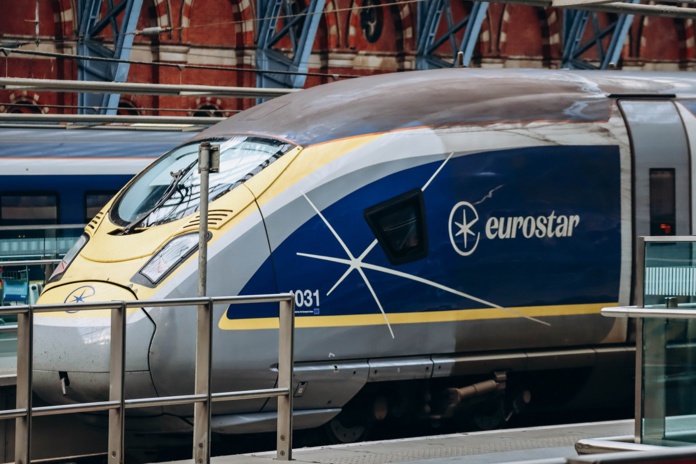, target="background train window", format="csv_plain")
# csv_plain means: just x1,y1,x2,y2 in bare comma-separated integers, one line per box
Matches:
85,192,116,222
650,169,676,236
0,194,58,226
364,189,427,265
